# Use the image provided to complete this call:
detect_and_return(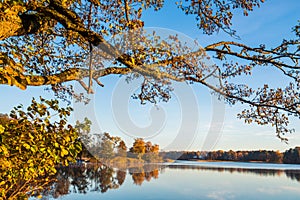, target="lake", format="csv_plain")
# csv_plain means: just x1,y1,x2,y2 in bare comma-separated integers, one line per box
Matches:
33,161,300,200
